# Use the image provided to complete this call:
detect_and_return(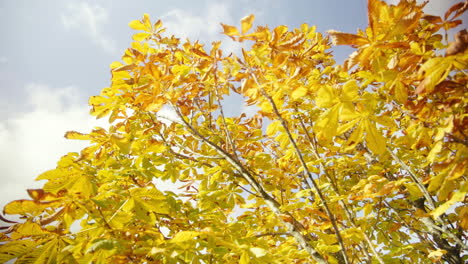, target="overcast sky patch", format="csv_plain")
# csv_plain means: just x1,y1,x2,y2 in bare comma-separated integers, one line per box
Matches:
61,1,117,55
0,83,106,211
